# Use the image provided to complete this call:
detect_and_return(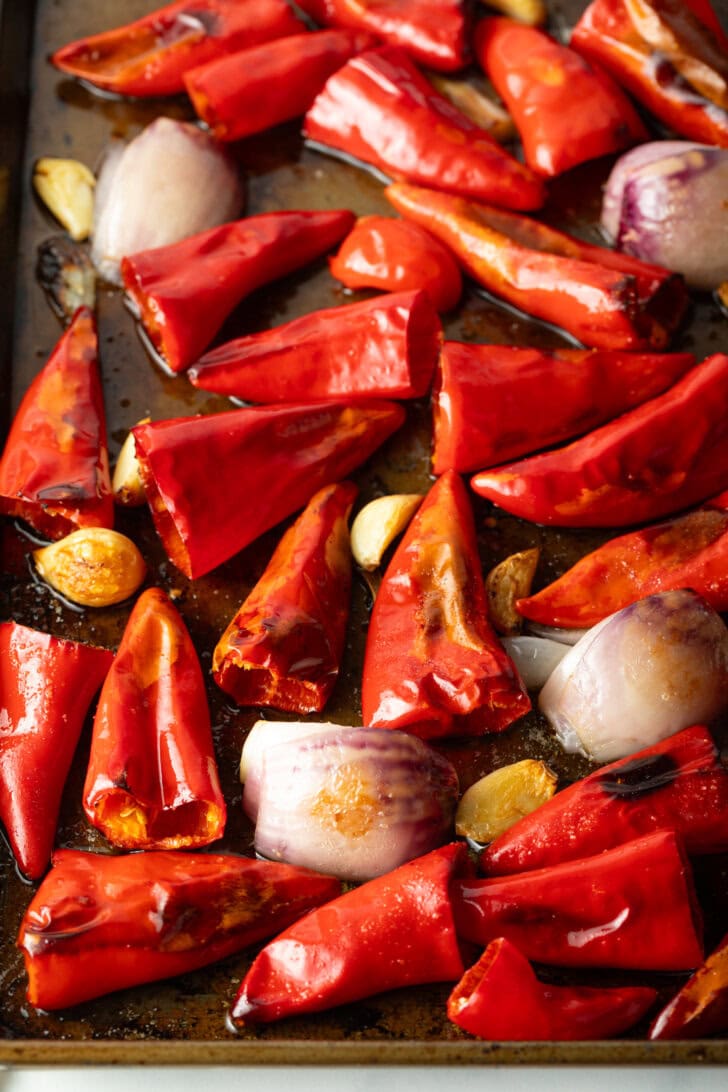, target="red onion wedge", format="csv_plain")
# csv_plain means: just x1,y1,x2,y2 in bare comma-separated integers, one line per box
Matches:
501,636,569,691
